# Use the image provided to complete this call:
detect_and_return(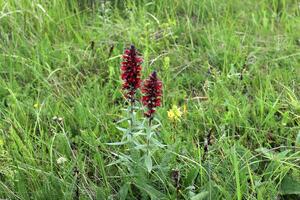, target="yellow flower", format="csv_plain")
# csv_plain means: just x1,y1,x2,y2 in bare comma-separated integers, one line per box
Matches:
33,103,40,109
167,105,182,122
